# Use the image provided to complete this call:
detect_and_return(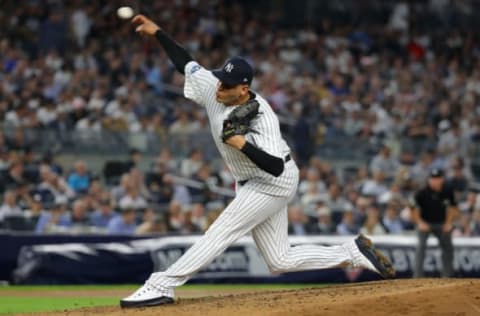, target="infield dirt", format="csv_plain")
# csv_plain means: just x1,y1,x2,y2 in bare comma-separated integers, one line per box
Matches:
11,278,480,316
